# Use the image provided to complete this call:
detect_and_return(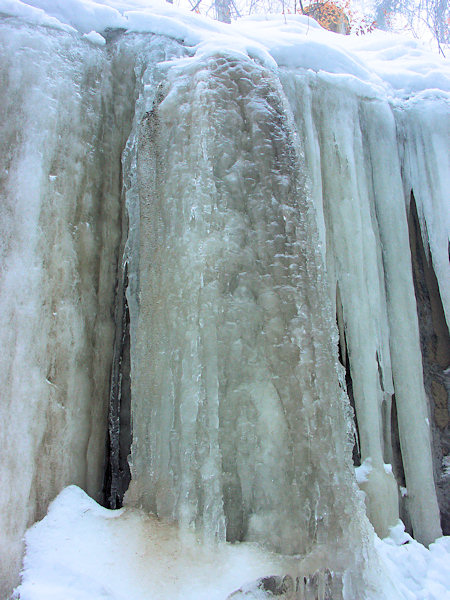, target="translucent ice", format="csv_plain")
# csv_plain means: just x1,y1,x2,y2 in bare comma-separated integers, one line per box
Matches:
1,4,449,598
